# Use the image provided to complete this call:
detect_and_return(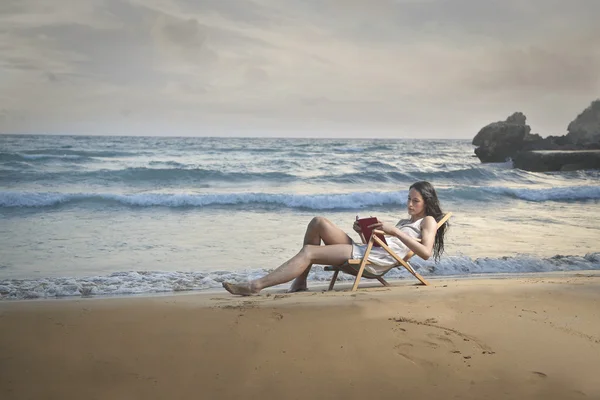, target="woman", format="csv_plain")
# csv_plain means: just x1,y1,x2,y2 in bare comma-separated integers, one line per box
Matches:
223,181,448,295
